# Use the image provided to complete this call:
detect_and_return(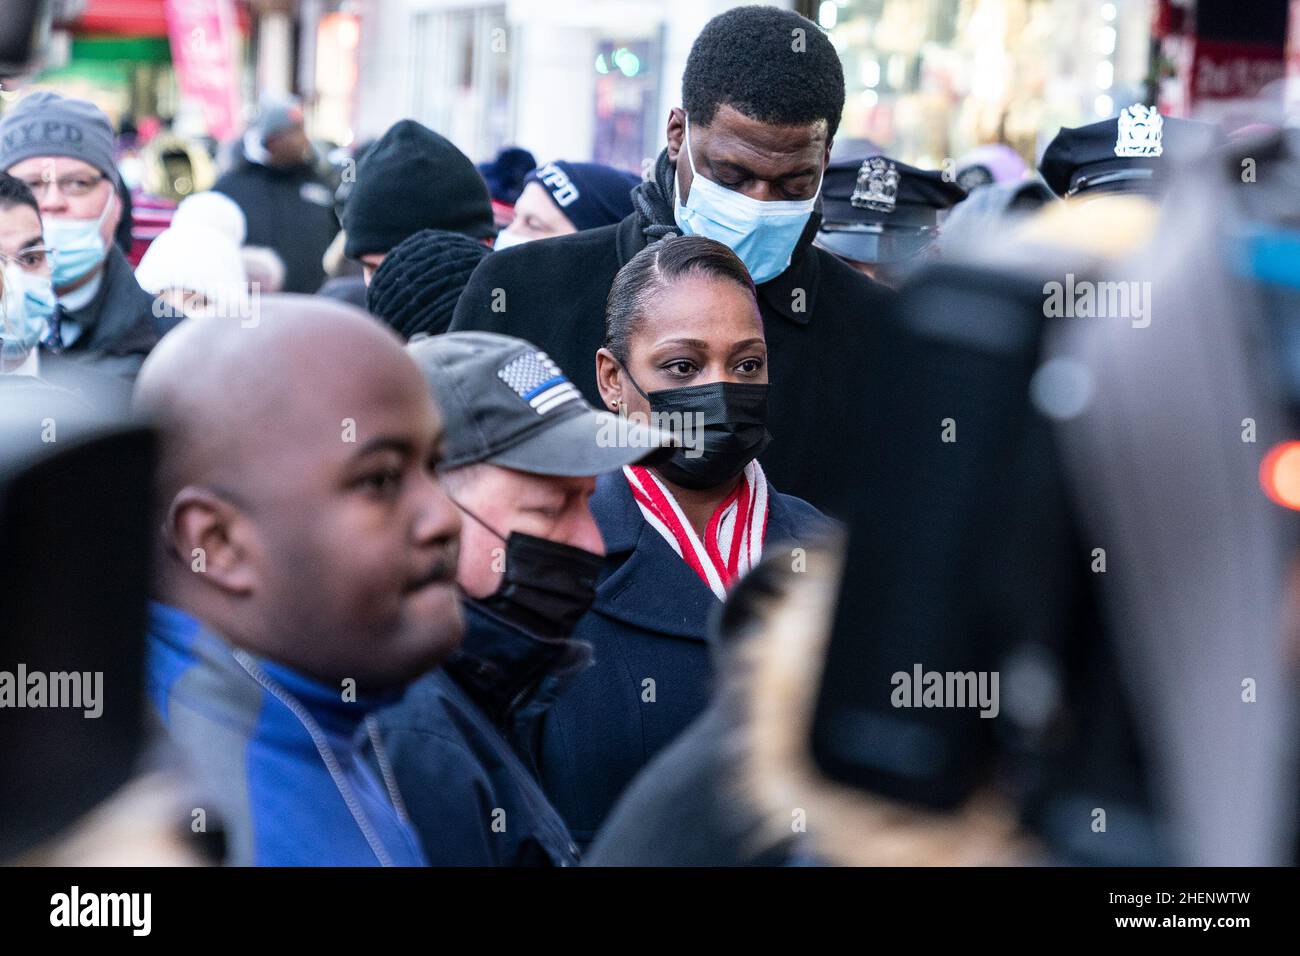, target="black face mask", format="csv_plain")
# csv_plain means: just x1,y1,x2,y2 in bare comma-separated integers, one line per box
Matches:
455,503,604,640
625,370,772,490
